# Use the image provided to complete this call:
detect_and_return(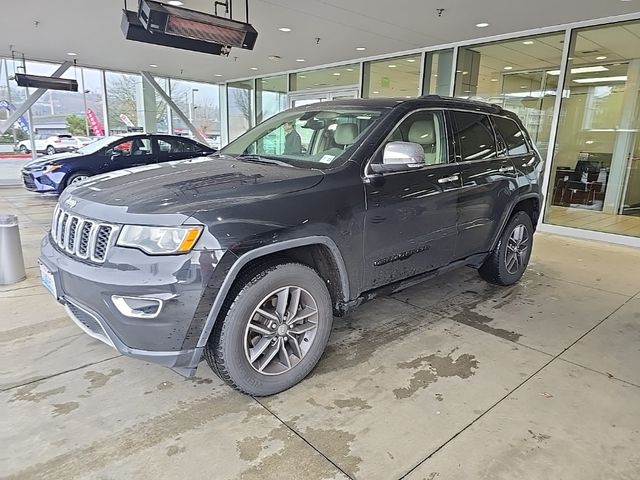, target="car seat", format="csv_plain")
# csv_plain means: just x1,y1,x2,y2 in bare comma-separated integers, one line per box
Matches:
407,119,439,165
